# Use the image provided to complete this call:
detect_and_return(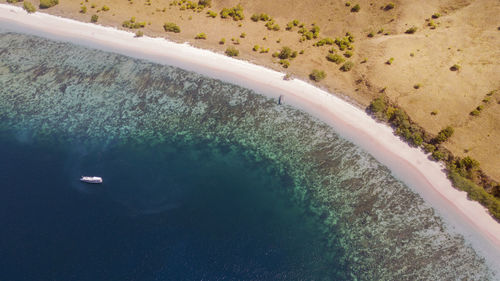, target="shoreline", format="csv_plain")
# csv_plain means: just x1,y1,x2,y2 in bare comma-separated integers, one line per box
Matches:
1,4,500,273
